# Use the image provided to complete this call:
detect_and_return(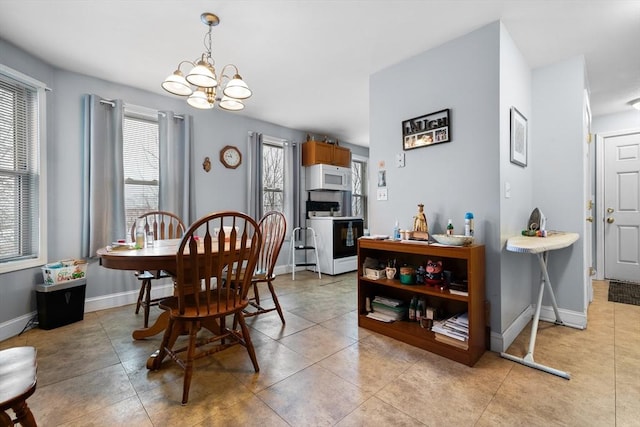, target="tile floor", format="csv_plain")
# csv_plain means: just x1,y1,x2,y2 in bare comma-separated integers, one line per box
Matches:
1,272,638,426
